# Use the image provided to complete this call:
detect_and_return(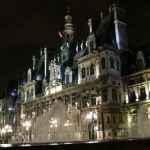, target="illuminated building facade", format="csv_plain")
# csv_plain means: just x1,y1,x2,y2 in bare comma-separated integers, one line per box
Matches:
1,4,149,143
